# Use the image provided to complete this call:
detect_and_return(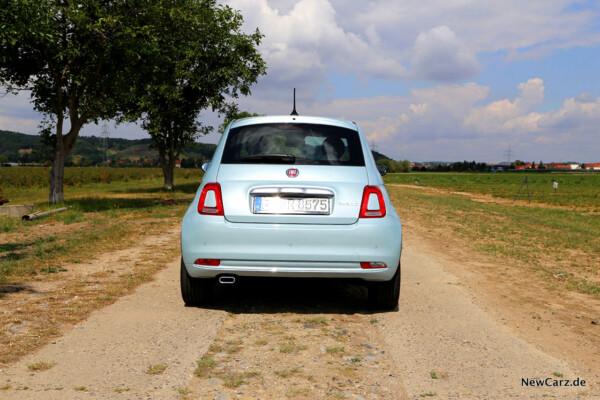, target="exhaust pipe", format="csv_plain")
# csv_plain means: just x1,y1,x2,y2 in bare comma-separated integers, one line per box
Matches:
218,275,236,285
